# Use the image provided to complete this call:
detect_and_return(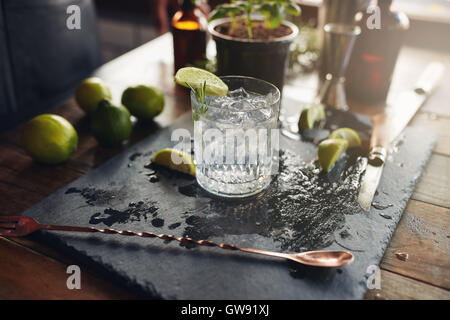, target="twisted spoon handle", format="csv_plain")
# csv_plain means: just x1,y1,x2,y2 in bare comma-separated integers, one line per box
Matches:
2,216,353,267
40,224,353,267
42,224,241,251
